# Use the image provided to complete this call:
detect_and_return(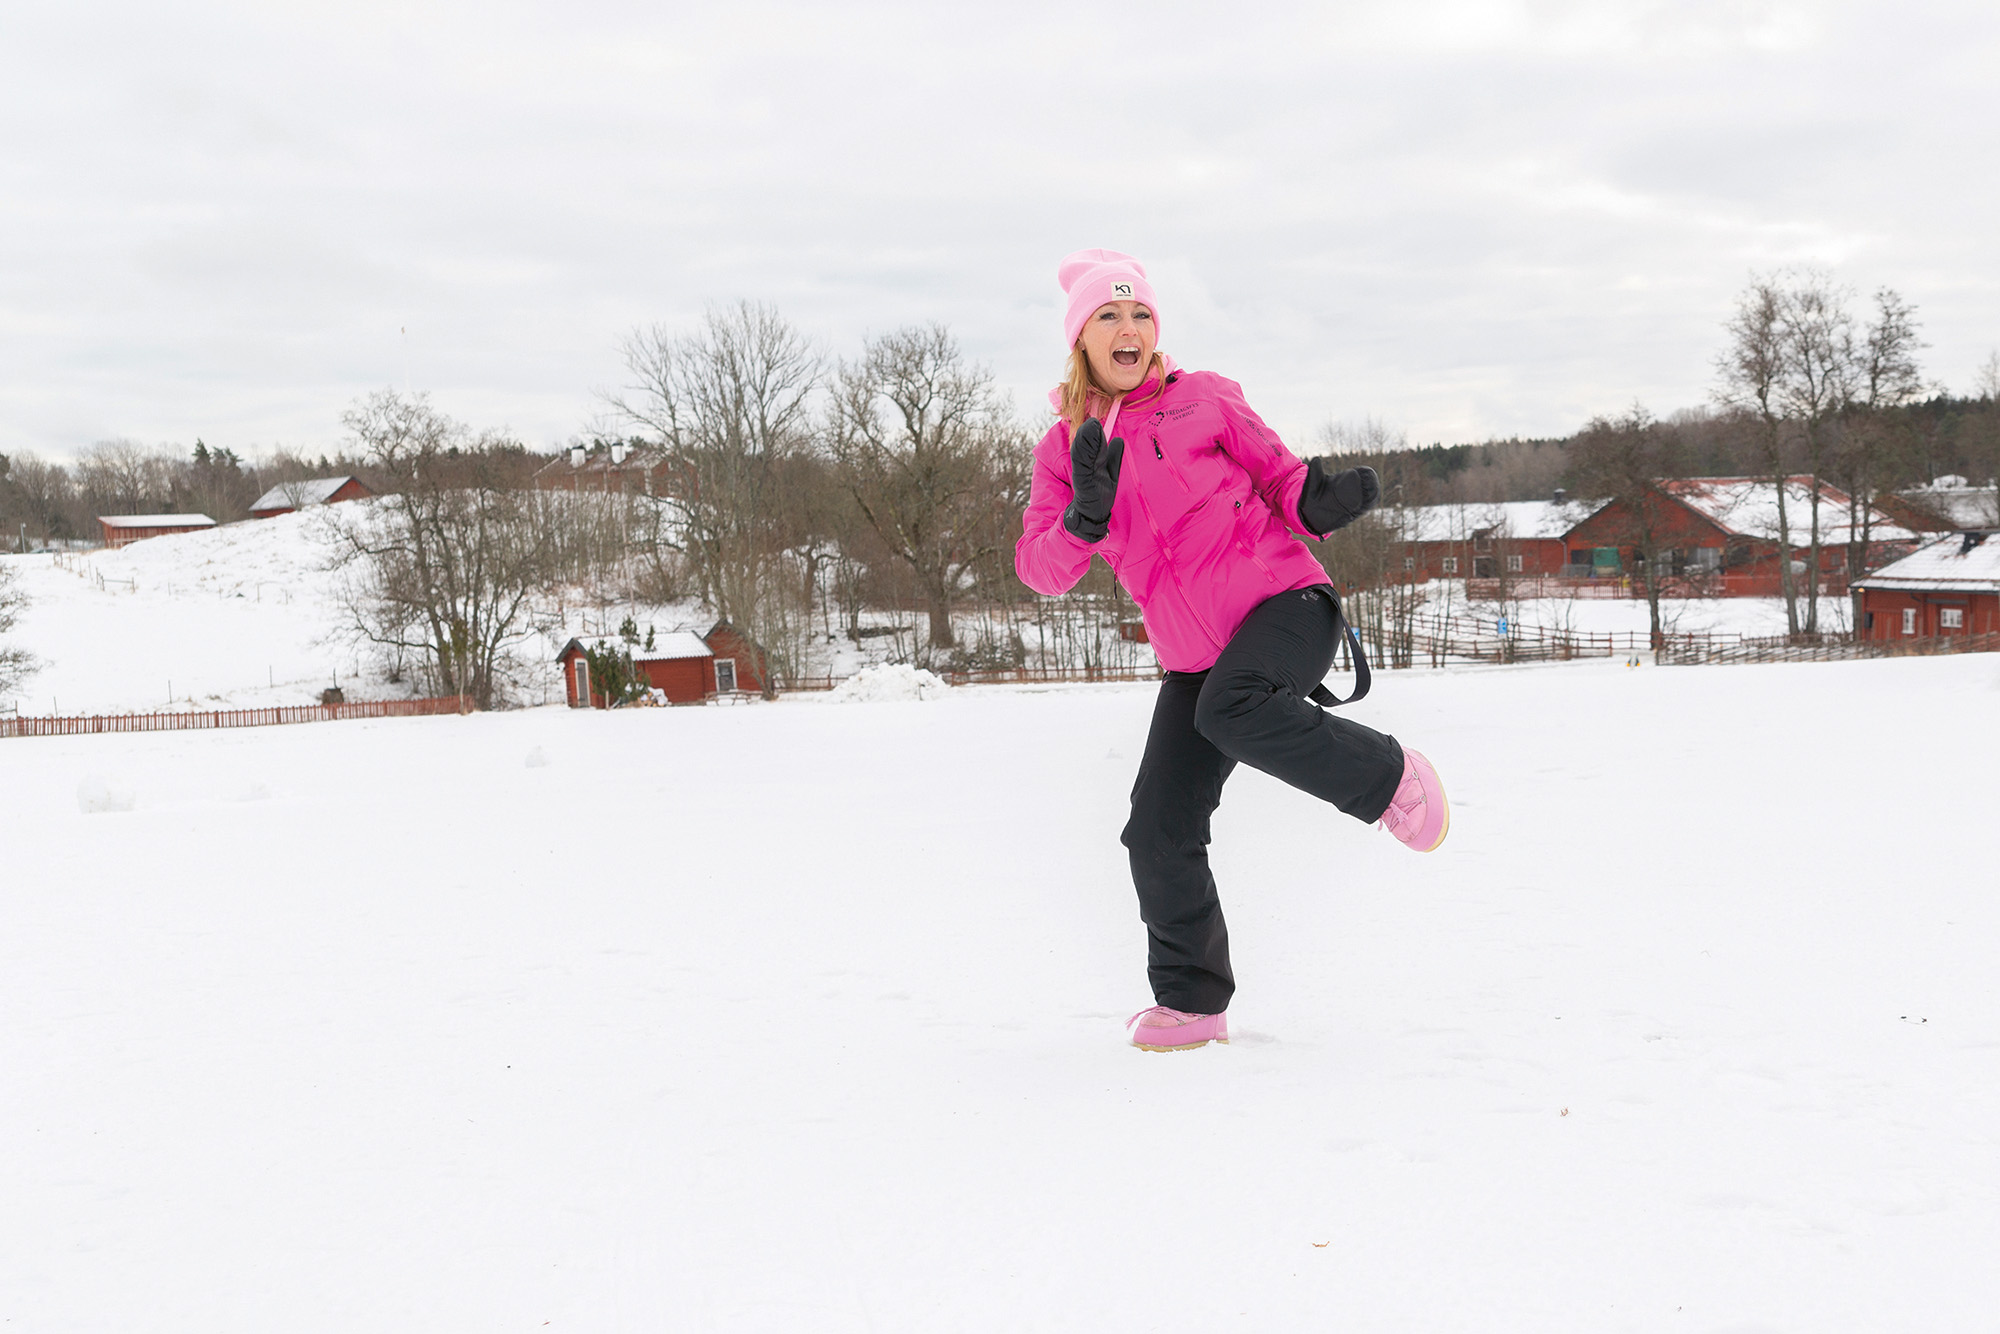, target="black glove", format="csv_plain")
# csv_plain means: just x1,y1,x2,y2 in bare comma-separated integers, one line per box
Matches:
1299,461,1380,536
1063,416,1126,543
